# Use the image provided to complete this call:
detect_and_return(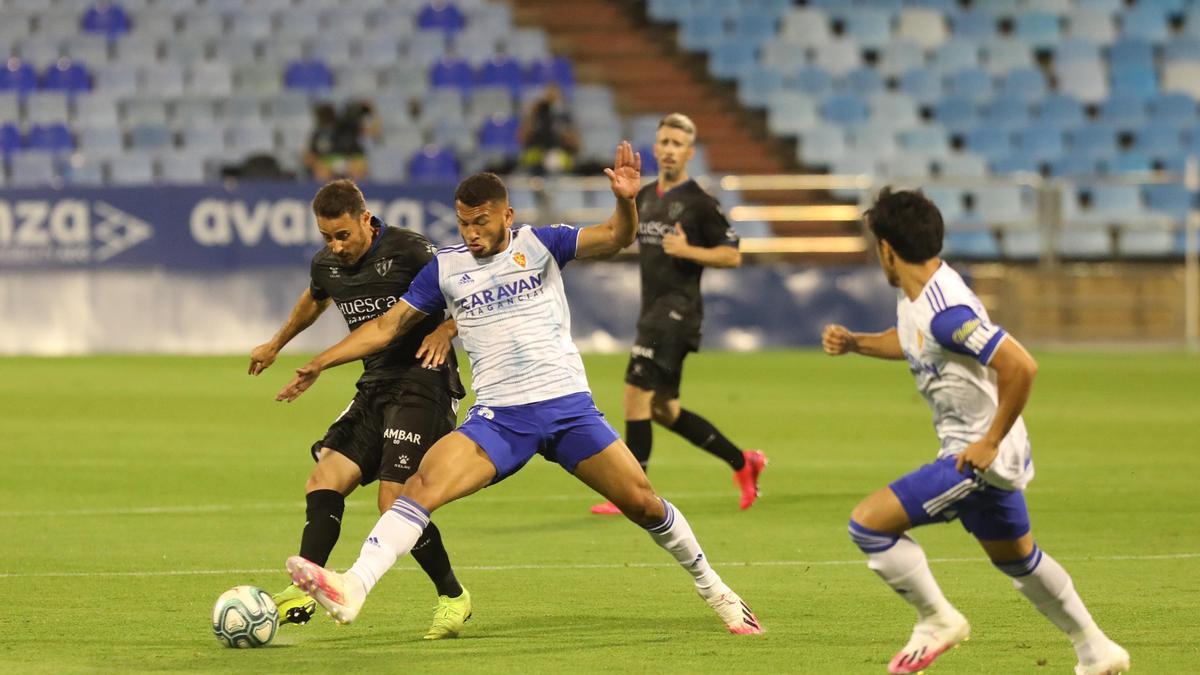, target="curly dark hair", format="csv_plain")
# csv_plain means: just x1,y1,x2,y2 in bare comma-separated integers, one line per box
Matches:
864,187,944,263
454,172,509,207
